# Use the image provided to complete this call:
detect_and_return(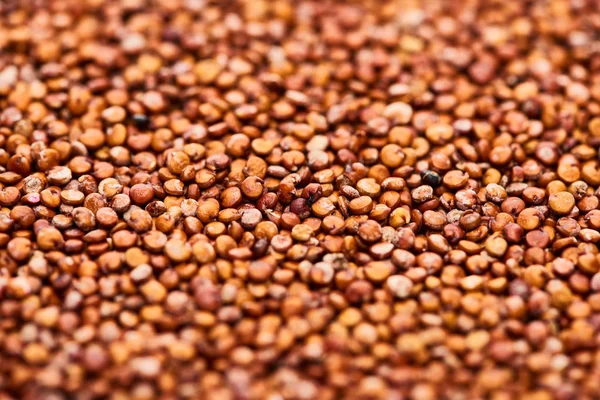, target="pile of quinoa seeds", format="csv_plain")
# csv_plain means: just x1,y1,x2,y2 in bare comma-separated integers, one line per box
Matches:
2,0,600,399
